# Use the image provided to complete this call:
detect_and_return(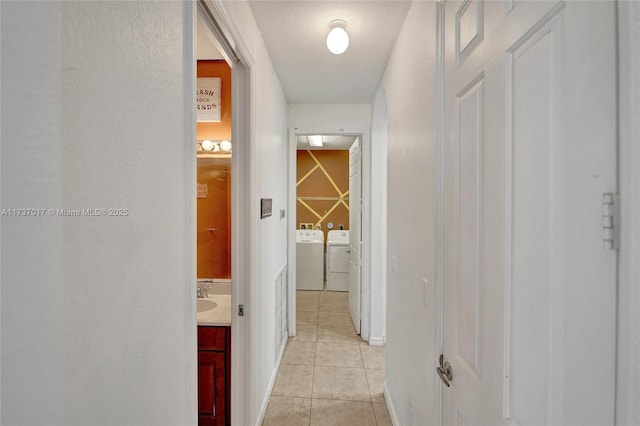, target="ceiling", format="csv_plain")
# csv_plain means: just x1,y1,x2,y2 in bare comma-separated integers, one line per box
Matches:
249,1,411,104
296,134,358,150
197,19,225,60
